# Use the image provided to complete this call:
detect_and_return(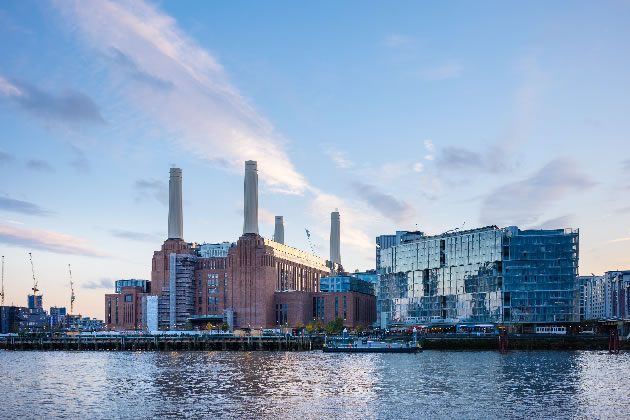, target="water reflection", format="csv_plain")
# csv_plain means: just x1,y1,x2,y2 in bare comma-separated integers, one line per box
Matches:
0,350,628,419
